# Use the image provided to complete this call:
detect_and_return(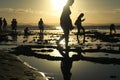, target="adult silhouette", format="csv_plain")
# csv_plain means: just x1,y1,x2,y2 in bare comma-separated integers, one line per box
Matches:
38,18,44,33
11,18,17,32
56,0,74,53
110,24,116,35
75,13,85,43
0,17,2,32
3,18,7,32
